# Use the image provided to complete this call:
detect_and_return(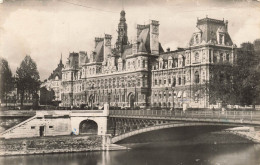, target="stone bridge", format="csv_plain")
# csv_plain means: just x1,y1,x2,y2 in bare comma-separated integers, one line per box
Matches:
109,109,260,143
1,108,260,144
